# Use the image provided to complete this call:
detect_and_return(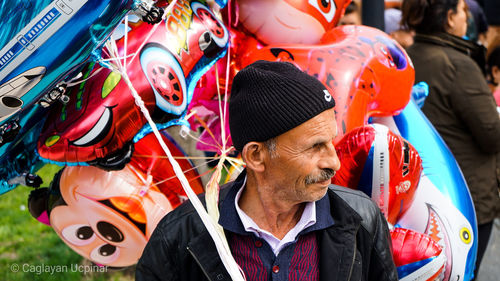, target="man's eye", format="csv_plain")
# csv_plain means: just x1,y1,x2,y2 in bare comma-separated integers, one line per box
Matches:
312,143,322,150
